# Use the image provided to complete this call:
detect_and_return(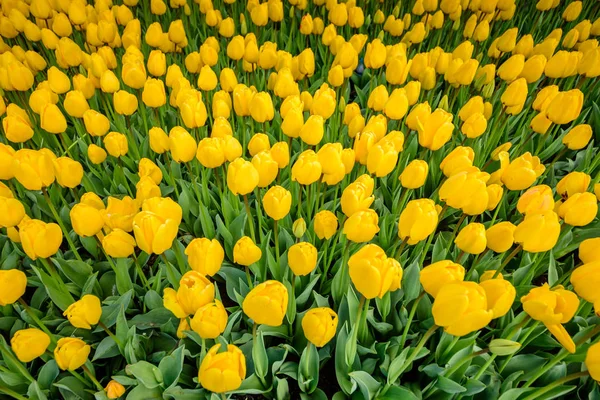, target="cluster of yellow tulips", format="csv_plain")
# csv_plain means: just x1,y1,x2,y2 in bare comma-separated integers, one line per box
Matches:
0,0,599,399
